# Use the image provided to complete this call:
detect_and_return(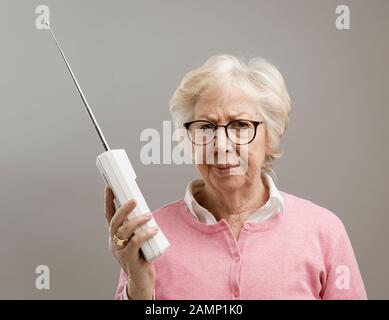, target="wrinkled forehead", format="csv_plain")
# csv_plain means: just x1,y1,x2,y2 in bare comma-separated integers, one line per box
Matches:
193,85,261,121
